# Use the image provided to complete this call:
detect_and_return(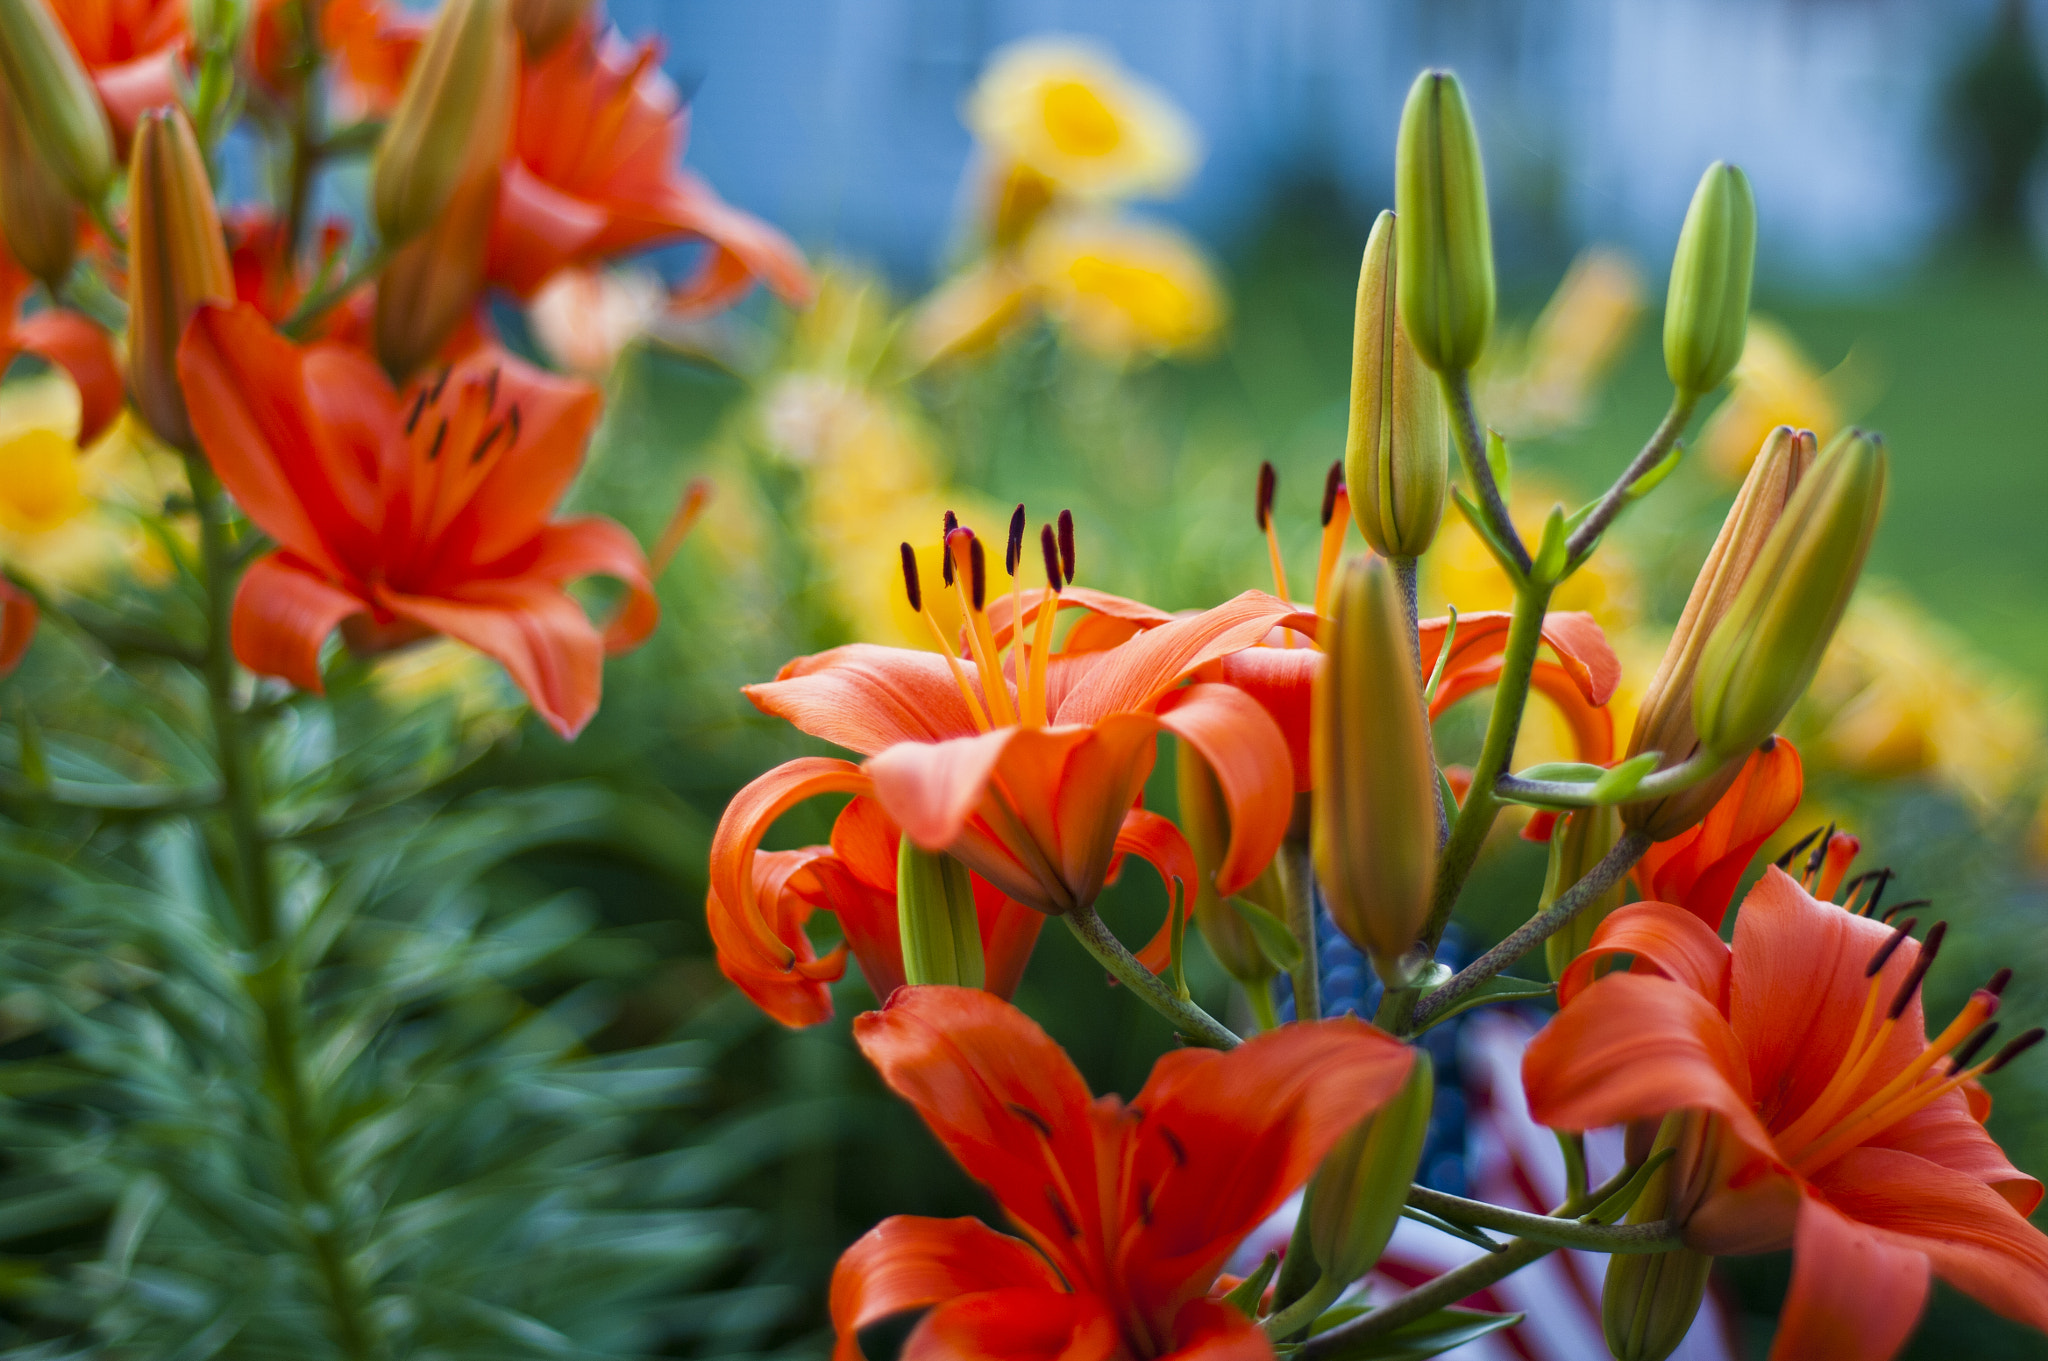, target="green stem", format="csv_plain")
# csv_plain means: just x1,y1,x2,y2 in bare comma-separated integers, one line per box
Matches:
1566,393,1698,560
186,457,379,1361
281,247,389,340
1403,1184,1678,1255
1065,901,1240,1050
1277,818,1319,1024
1440,368,1527,573
1247,978,1280,1033
279,0,328,255
1263,1270,1348,1340
1412,828,1651,1031
1414,578,1554,965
